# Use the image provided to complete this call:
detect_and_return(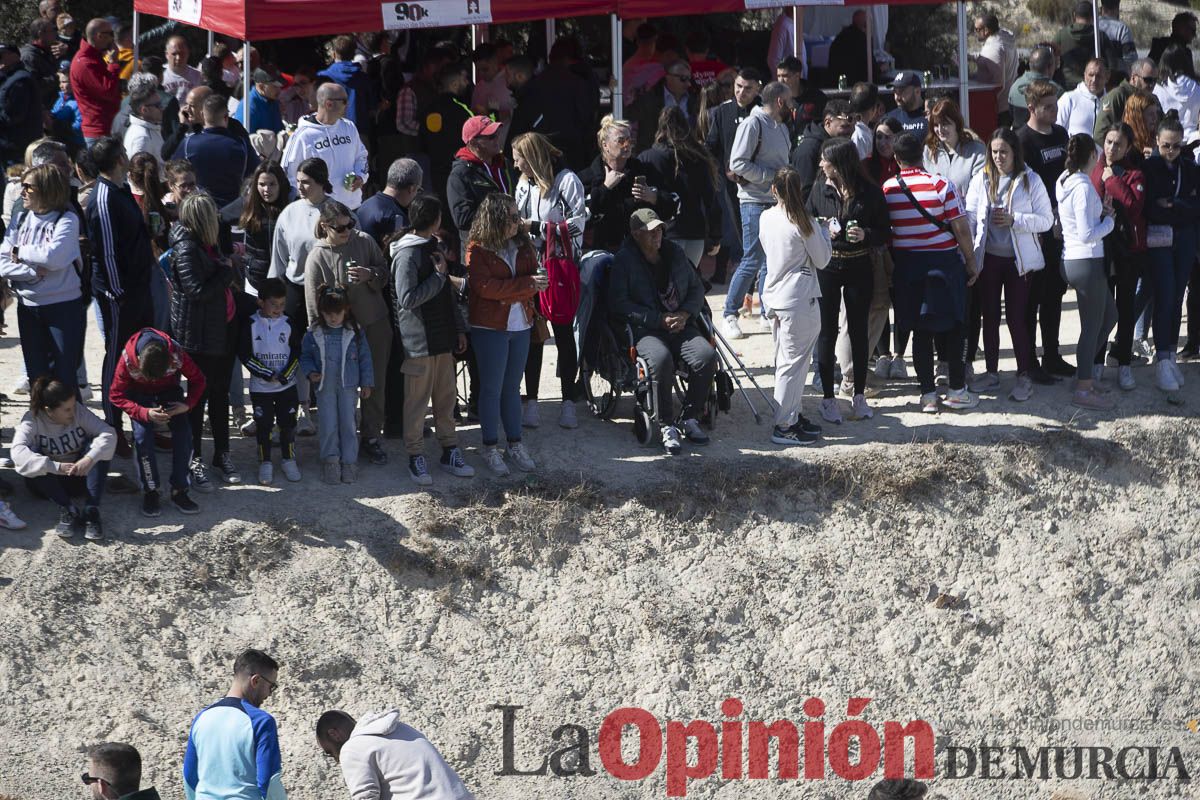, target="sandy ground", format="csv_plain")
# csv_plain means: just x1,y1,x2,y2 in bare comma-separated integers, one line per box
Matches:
0,281,1197,800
